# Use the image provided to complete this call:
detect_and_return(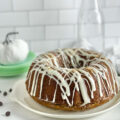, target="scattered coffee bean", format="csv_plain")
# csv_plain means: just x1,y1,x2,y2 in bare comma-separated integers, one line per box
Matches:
9,88,12,93
0,90,2,93
0,101,3,106
3,91,7,96
5,111,11,117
